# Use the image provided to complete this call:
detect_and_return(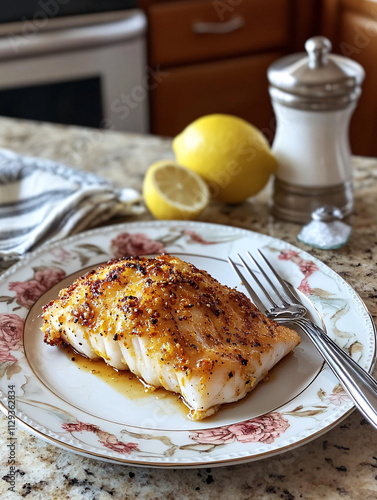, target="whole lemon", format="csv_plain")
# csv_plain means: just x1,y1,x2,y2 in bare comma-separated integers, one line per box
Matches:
173,114,277,204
